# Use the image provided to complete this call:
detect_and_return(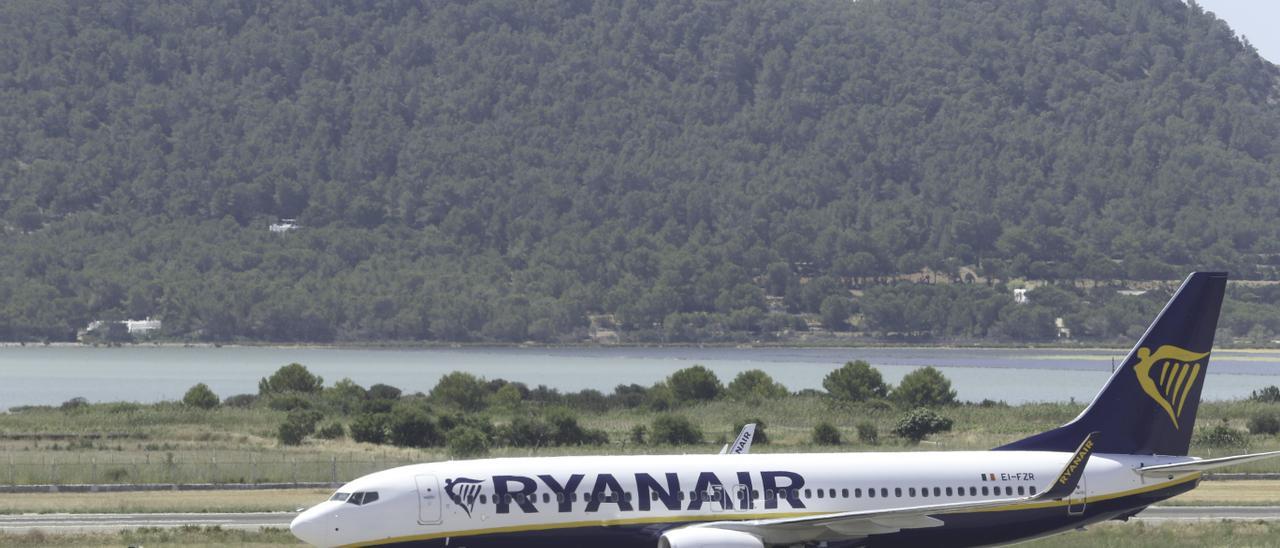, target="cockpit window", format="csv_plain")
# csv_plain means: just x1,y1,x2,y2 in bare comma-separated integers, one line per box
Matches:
346,491,380,506
330,492,350,502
